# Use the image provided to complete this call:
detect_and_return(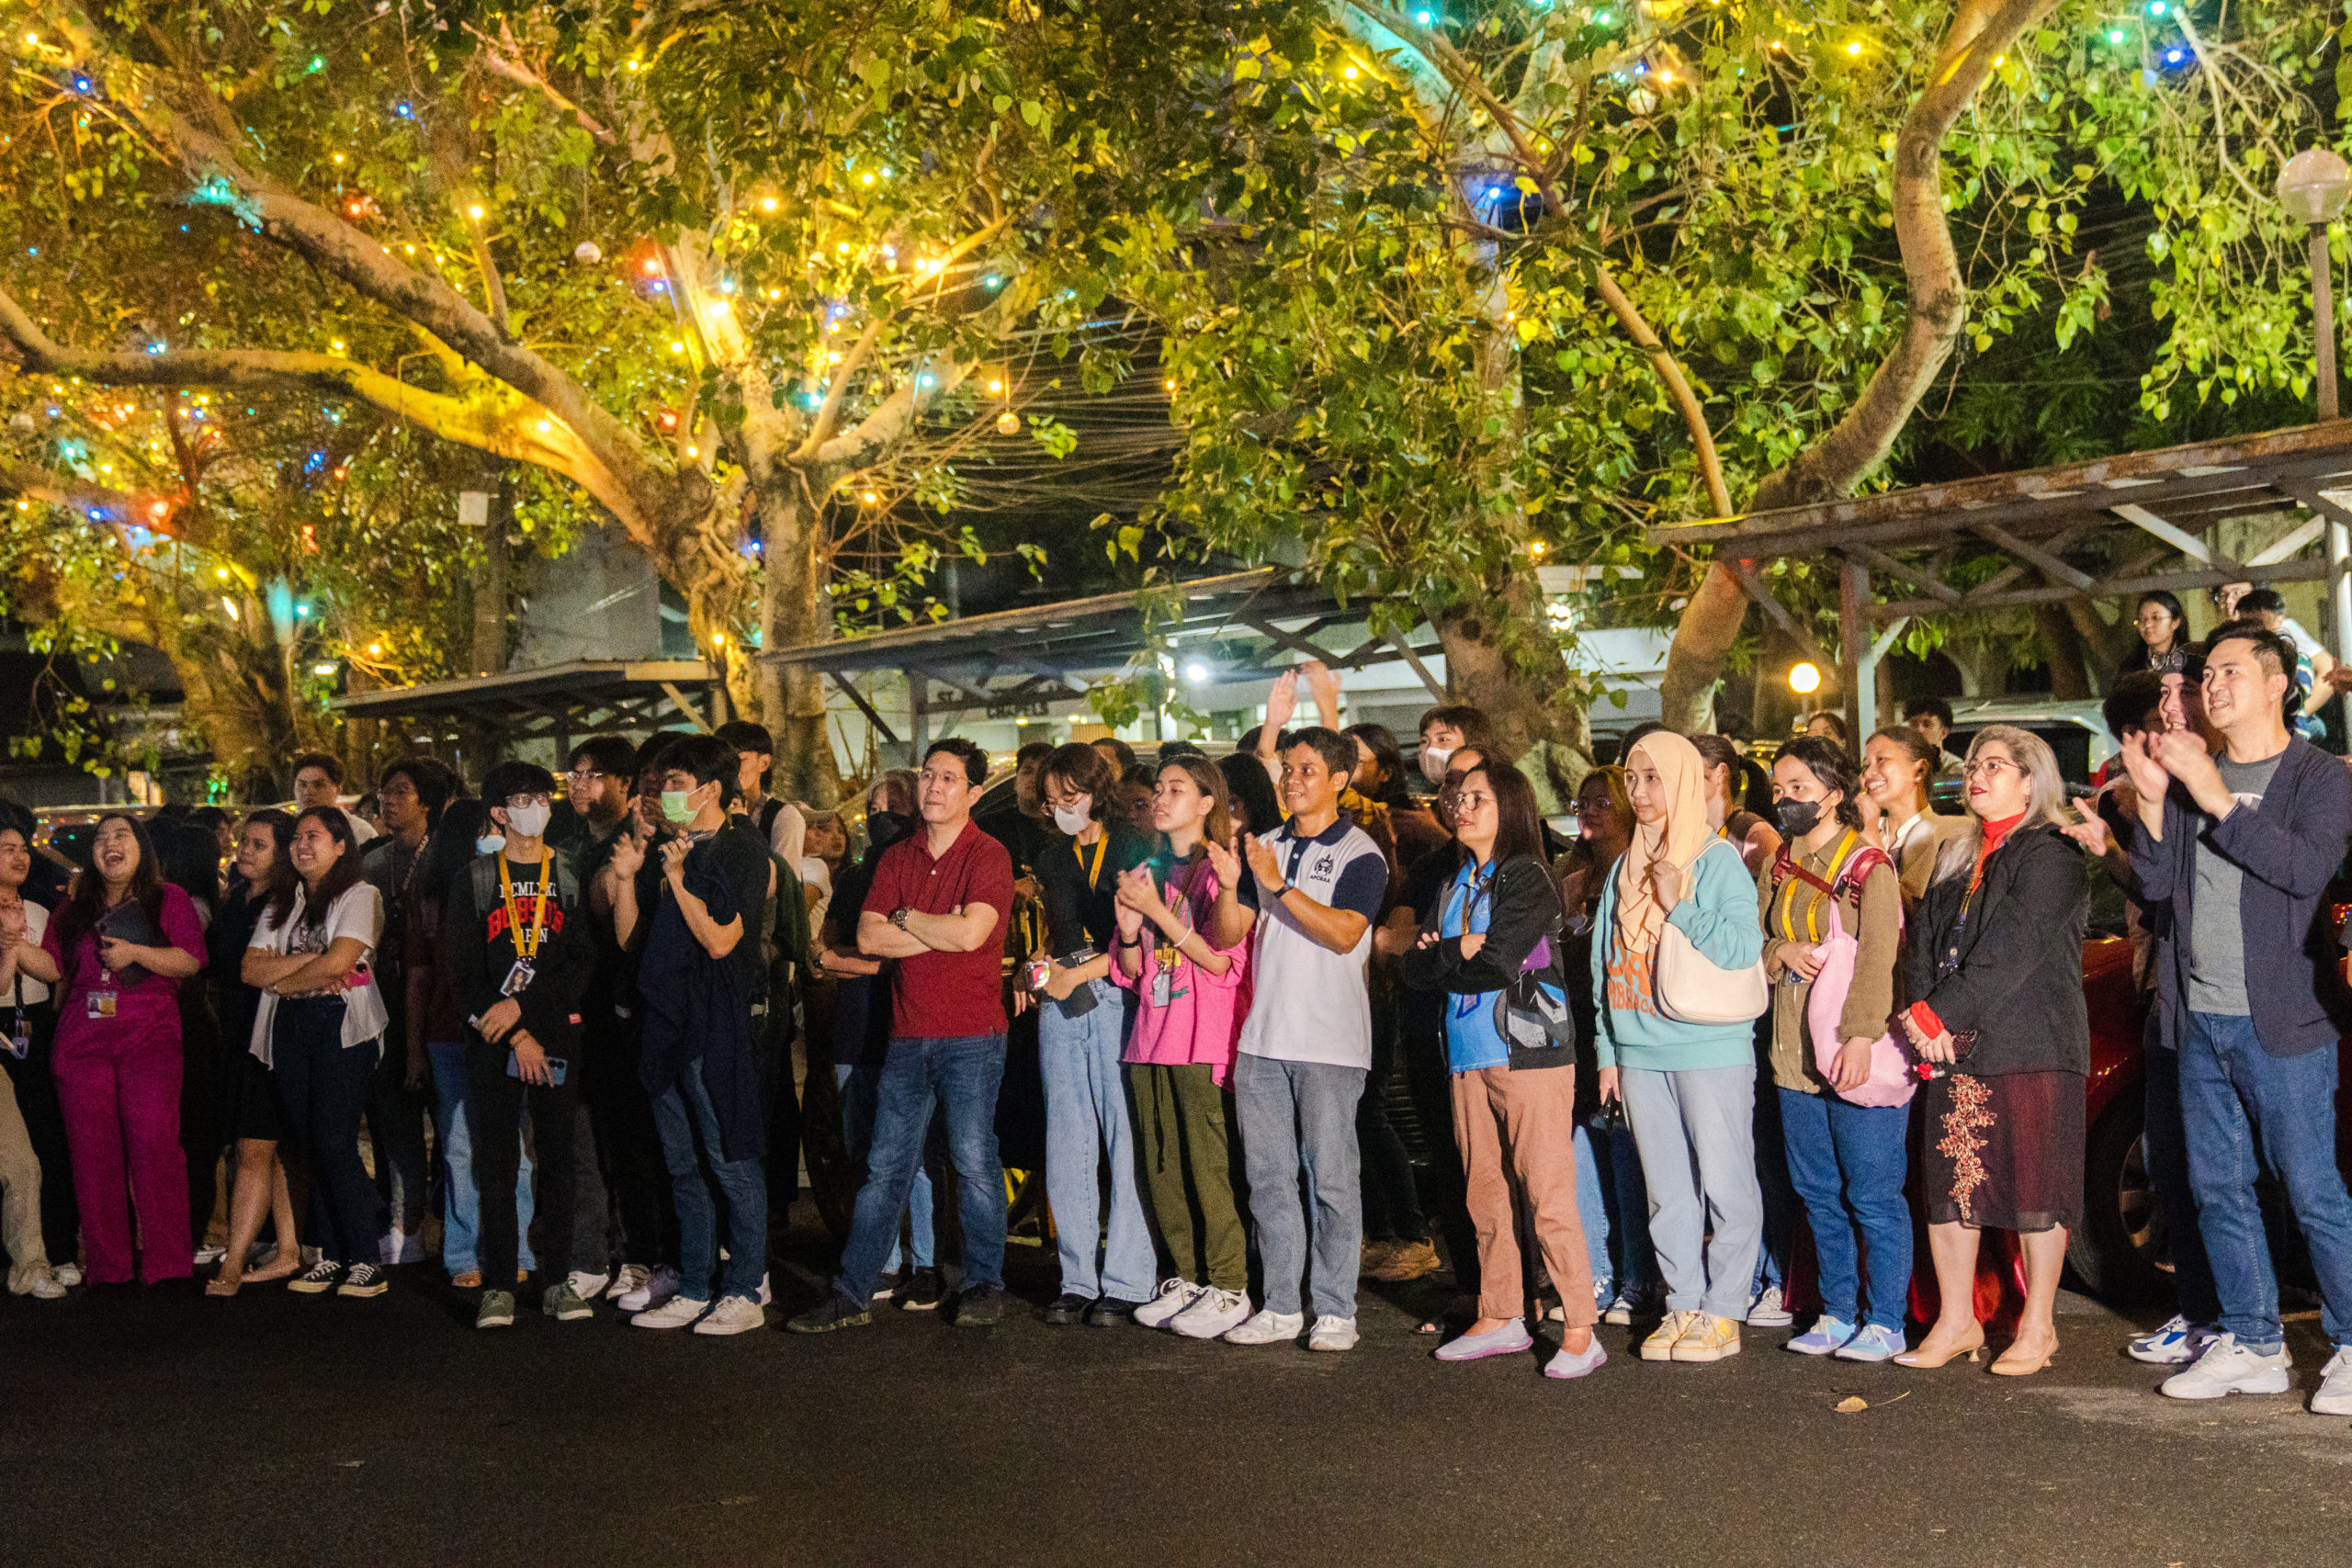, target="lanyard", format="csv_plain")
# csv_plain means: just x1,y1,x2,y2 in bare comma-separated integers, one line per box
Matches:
498,850,552,959
1154,856,1204,972
1074,832,1108,892
1772,829,1858,944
